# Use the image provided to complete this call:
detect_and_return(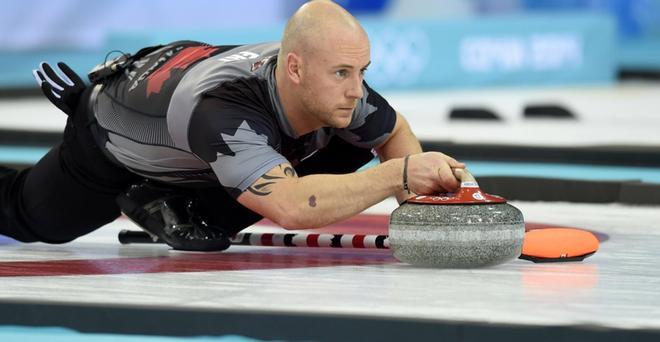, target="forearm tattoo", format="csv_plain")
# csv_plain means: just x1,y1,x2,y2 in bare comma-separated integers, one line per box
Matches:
247,165,298,196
